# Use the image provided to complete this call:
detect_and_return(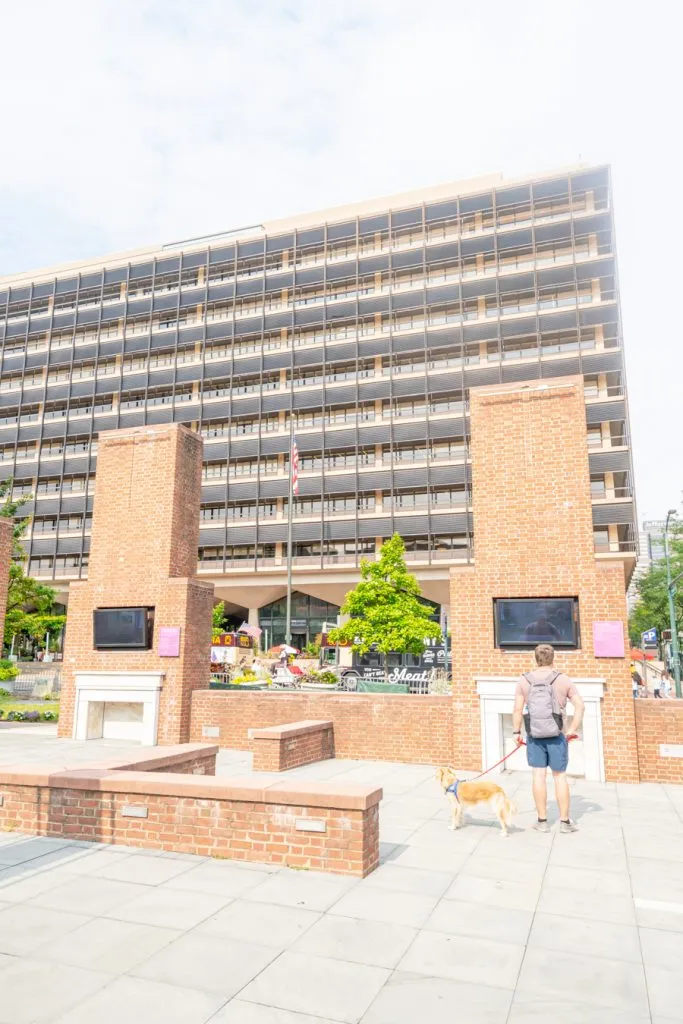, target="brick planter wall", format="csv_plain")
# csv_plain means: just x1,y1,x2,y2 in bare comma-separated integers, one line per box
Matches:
0,746,381,877
191,691,454,765
635,700,683,783
251,720,335,772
